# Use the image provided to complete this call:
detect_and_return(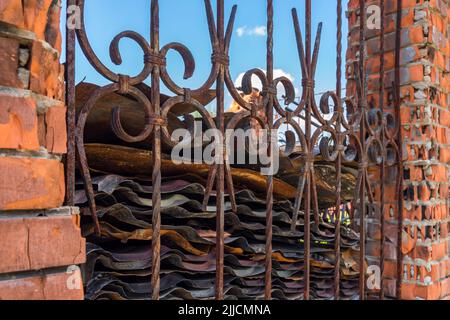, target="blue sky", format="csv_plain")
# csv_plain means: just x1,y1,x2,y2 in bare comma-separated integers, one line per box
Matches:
61,0,348,109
